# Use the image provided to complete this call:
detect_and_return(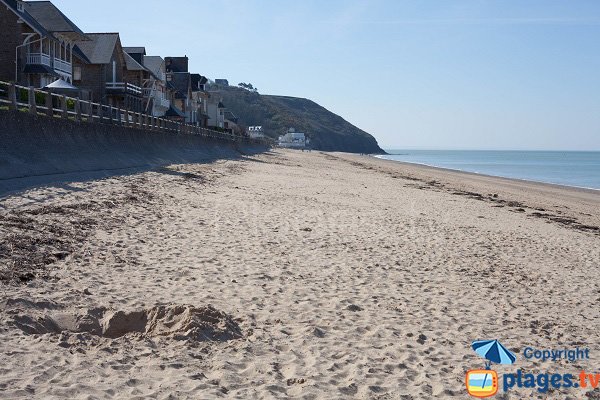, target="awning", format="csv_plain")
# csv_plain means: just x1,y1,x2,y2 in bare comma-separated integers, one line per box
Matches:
165,104,185,118
44,78,79,90
23,64,58,75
